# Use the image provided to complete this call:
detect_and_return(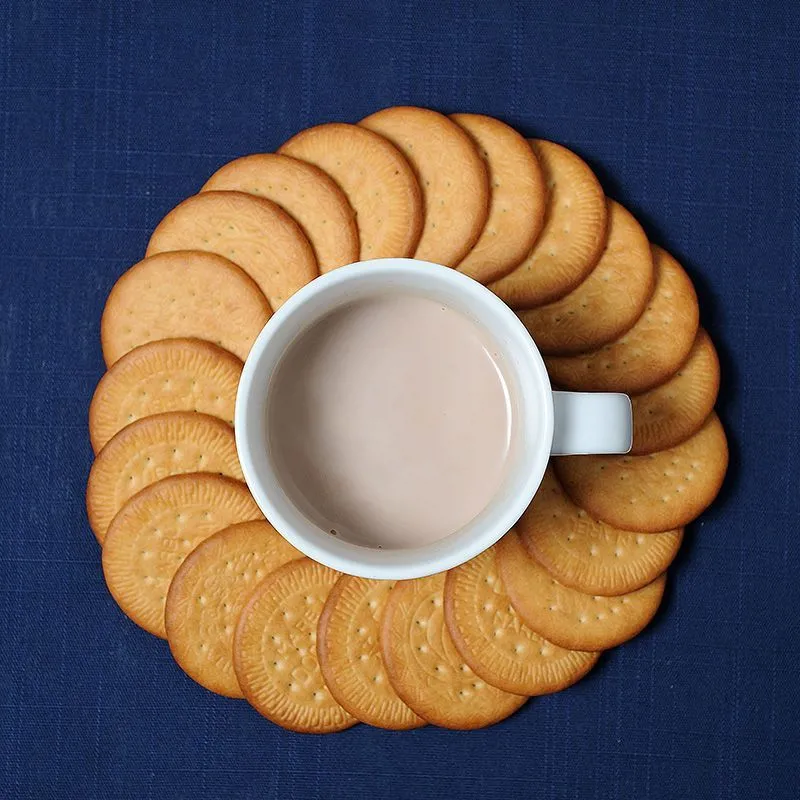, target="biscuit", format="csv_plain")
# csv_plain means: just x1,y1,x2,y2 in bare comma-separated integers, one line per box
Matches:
233,558,357,733
101,251,271,366
145,190,318,309
164,520,302,698
443,546,599,695
381,573,527,729
317,576,425,730
89,338,242,453
518,201,654,355
555,411,728,532
545,246,699,393
86,411,242,542
496,531,666,651
201,153,359,272
279,122,423,259
518,467,683,595
102,474,262,638
630,328,720,455
452,114,546,282
489,140,607,306
360,106,489,267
